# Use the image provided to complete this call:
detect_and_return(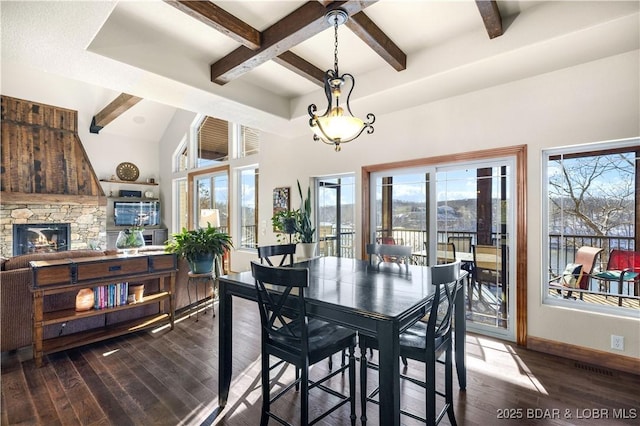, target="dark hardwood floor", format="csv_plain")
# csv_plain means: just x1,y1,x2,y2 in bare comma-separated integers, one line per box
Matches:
2,298,639,425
